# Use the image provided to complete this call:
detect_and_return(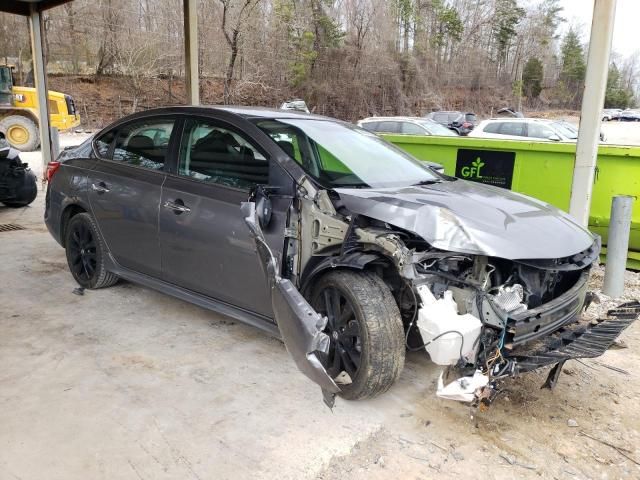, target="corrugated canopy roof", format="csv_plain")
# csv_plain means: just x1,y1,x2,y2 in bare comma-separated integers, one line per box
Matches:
1,0,74,16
